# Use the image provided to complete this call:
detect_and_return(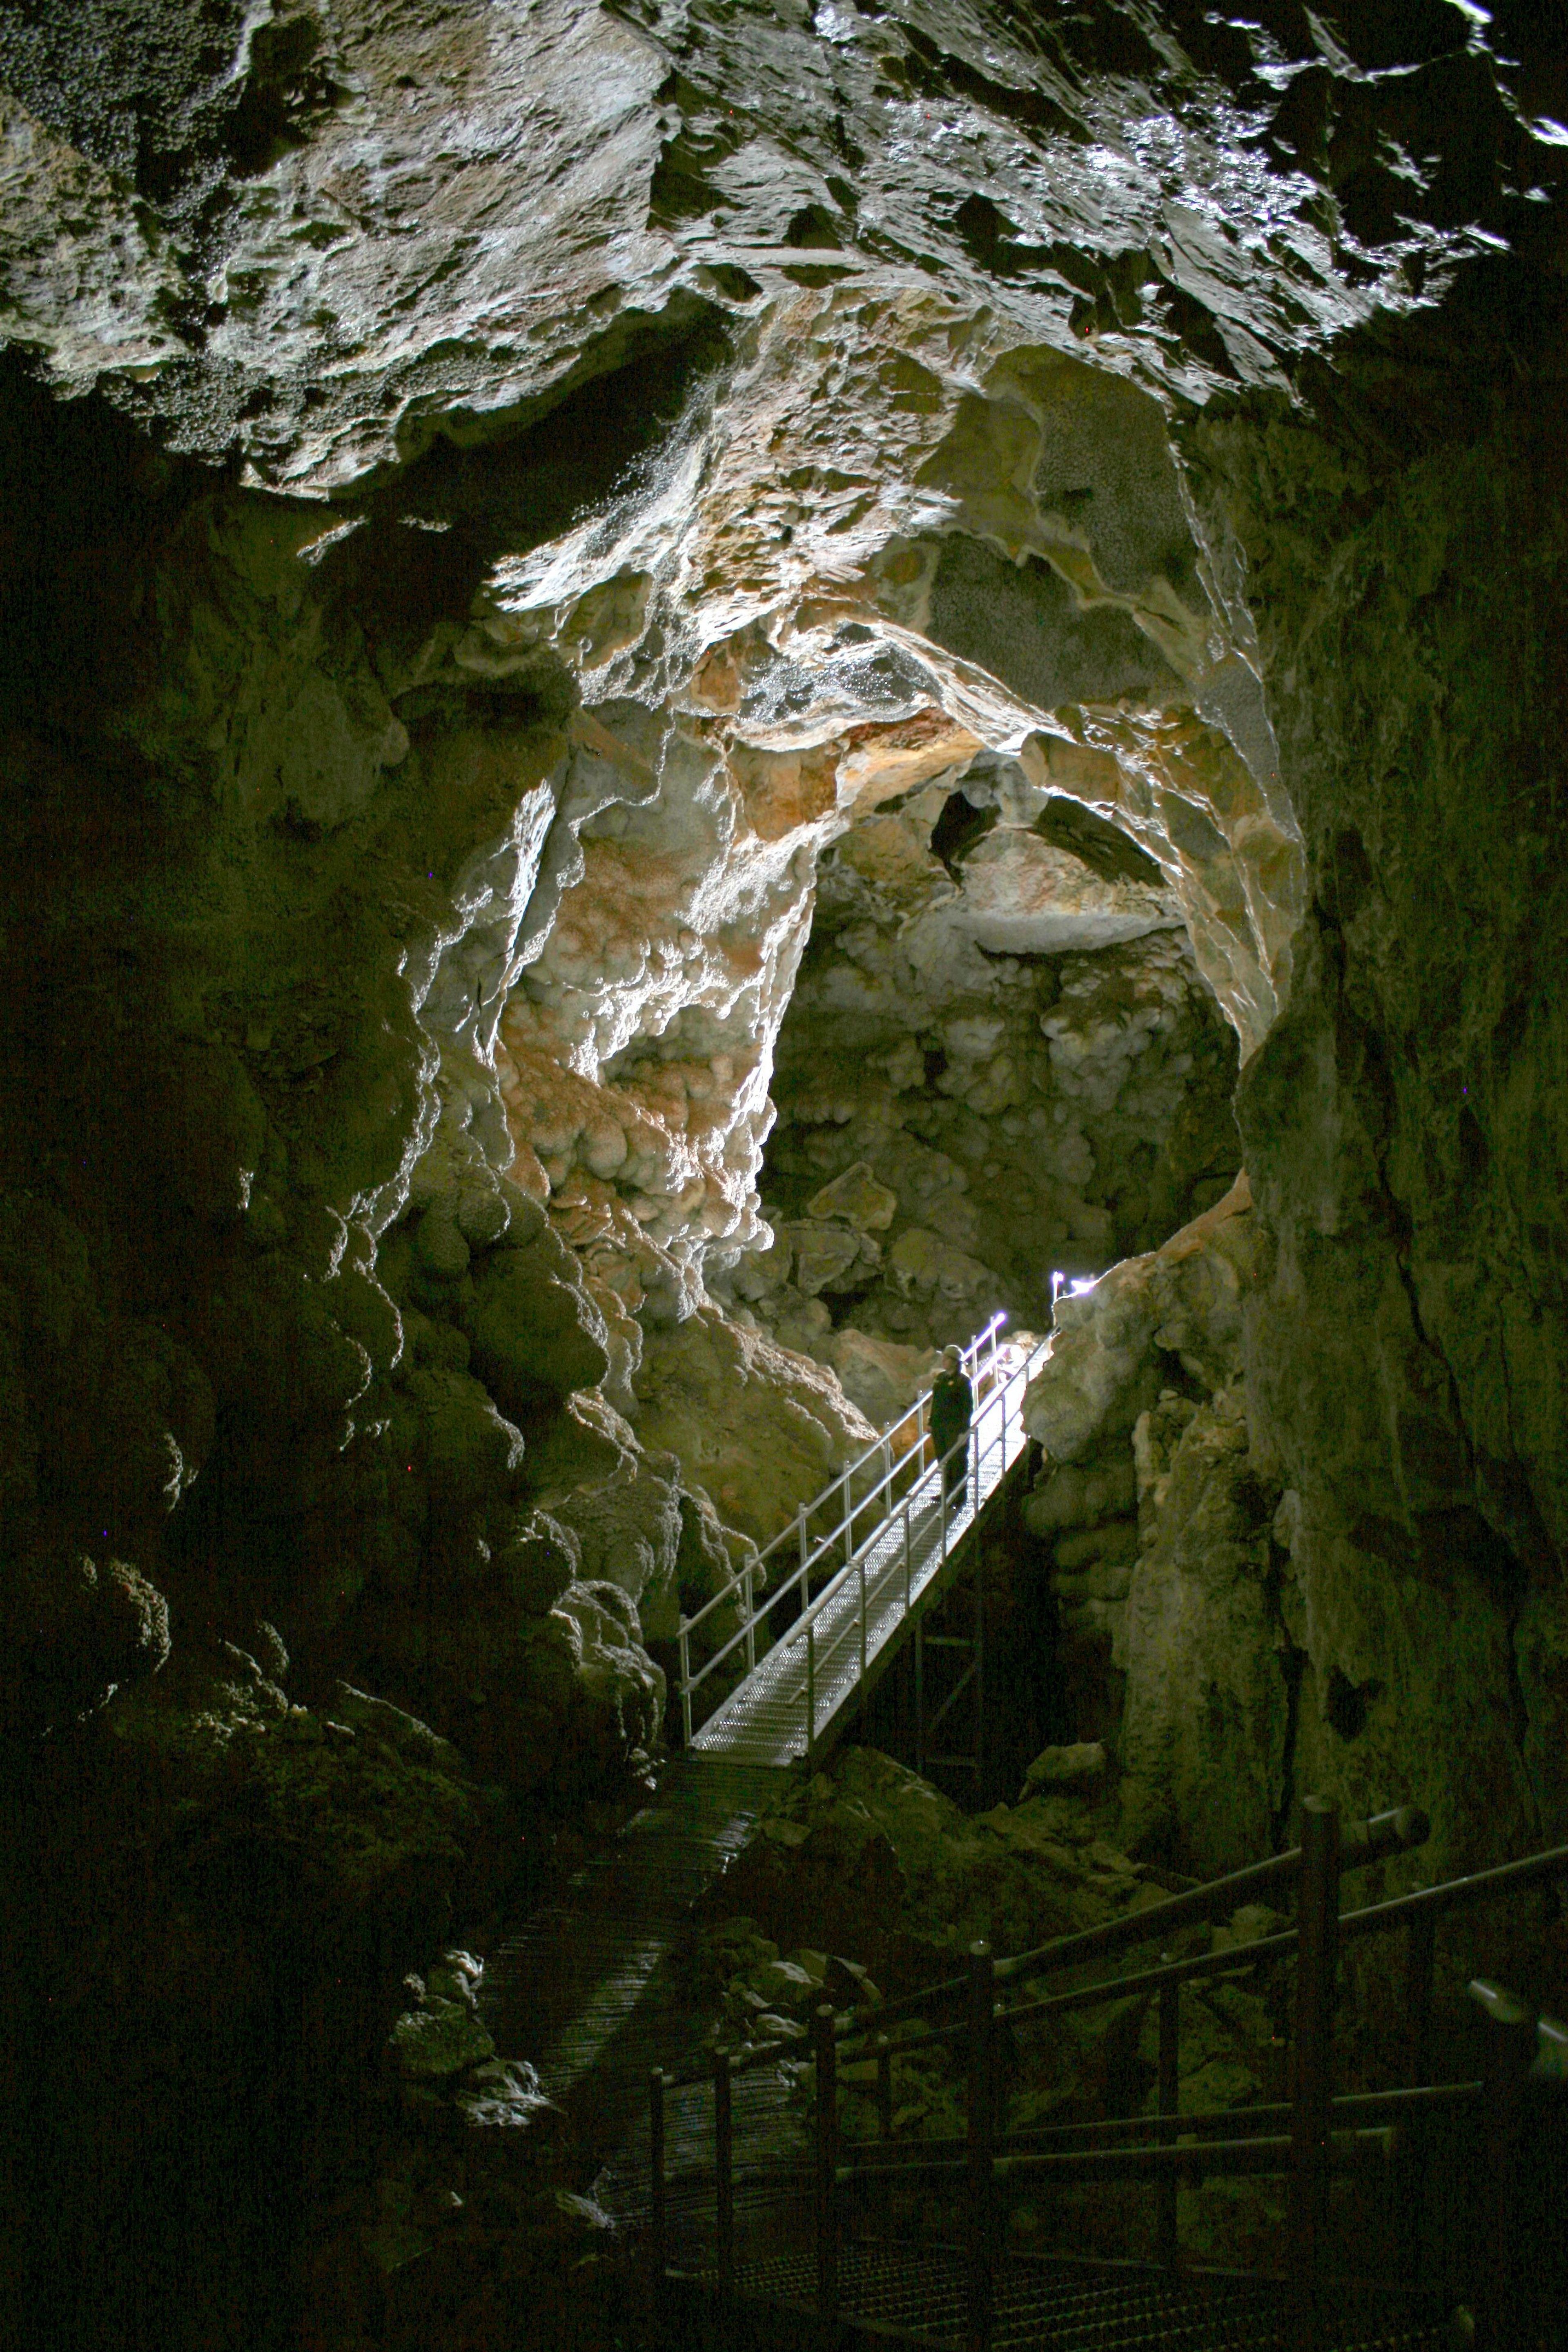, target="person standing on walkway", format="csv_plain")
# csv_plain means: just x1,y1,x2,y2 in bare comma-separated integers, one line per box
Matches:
929,1344,974,1512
